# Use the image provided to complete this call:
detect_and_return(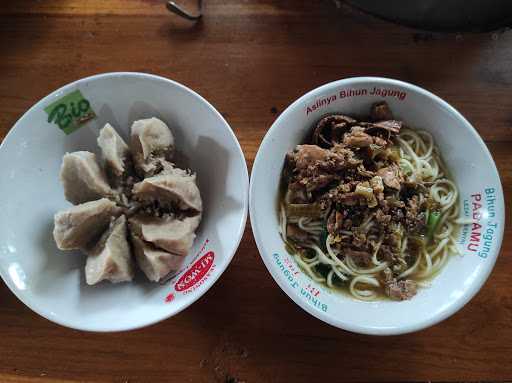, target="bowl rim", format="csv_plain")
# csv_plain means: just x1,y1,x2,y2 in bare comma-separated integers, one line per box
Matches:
249,76,505,335
0,71,249,332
